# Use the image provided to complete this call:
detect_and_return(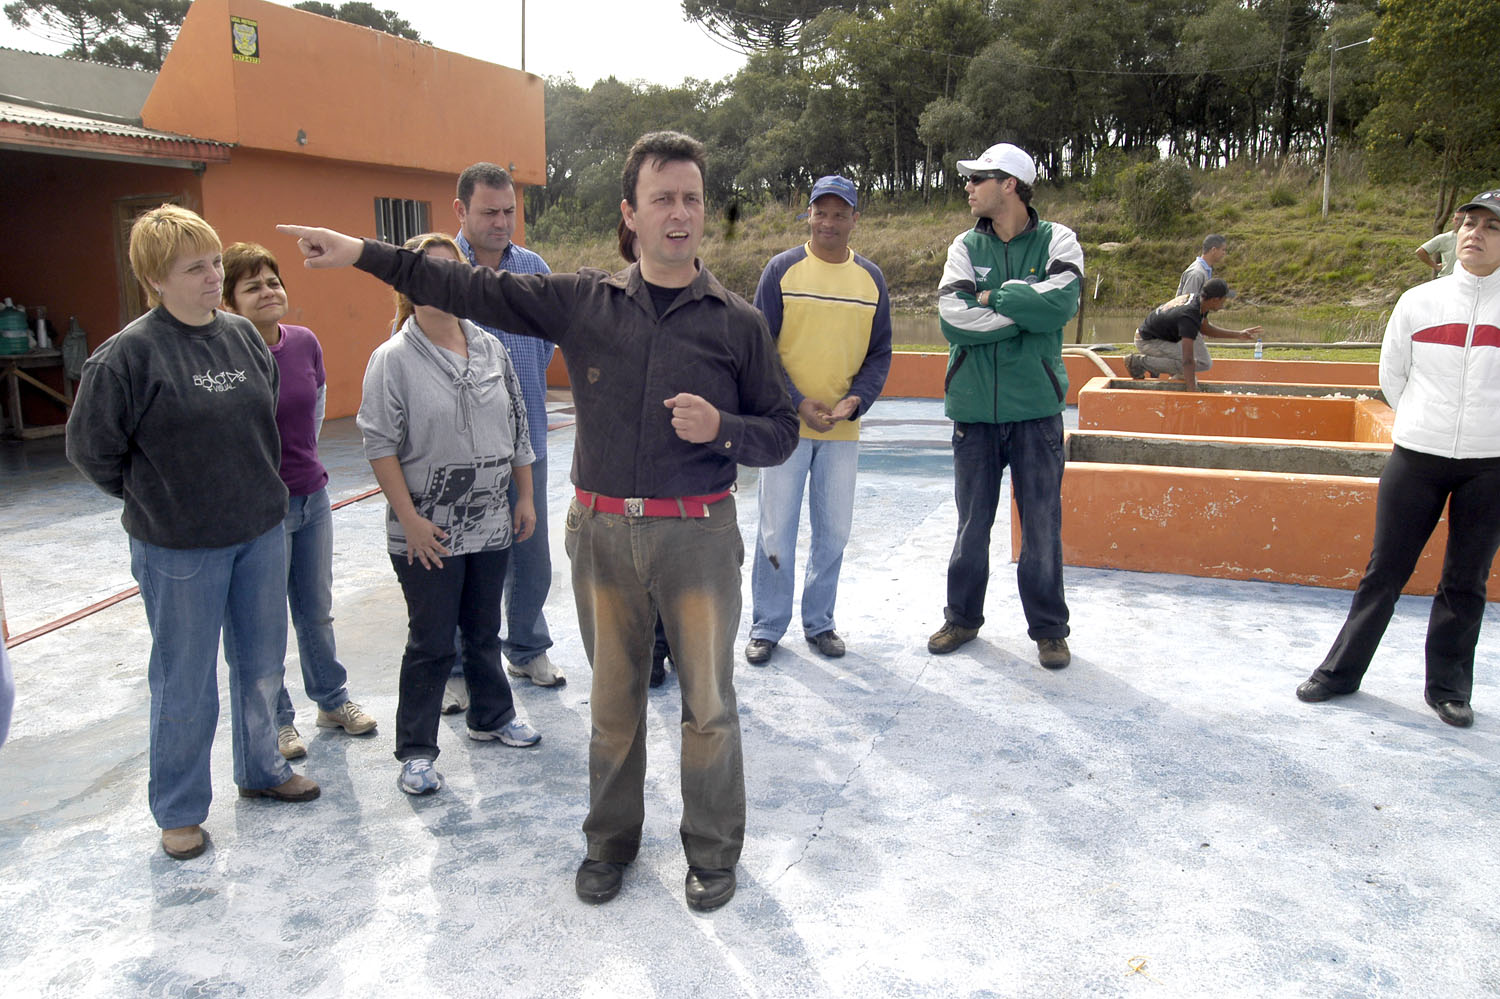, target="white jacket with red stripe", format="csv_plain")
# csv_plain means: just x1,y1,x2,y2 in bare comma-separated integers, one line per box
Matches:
1380,263,1500,458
